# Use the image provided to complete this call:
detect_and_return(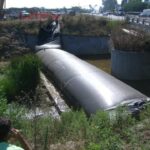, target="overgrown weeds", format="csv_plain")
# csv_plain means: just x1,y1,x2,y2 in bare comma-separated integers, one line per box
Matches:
111,27,150,52
0,54,41,102
0,20,44,35
0,93,150,150
61,14,125,36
